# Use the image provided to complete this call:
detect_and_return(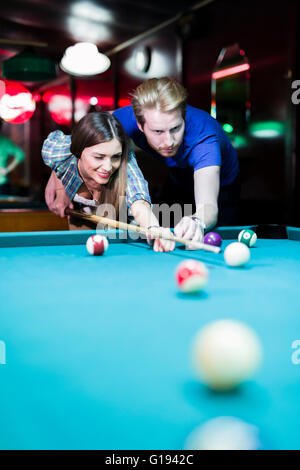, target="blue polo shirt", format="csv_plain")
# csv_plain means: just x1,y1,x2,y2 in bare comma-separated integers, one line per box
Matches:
113,105,239,187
